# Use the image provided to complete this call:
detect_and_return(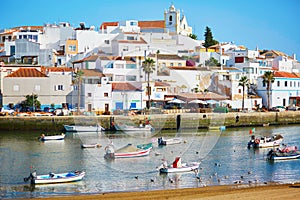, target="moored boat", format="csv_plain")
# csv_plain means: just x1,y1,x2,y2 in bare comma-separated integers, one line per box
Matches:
247,134,283,148
104,143,152,159
64,124,105,132
267,145,300,161
113,124,154,132
157,156,200,173
81,143,102,148
39,133,65,141
158,137,182,145
24,170,85,184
